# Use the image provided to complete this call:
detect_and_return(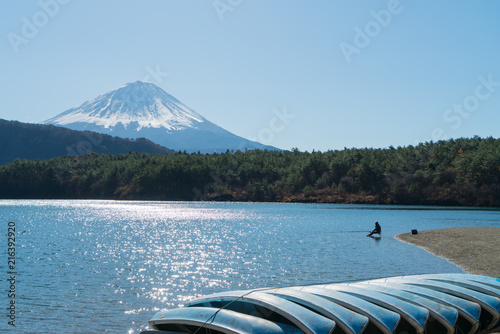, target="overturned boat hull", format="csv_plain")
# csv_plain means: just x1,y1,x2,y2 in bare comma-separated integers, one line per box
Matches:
142,274,500,334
